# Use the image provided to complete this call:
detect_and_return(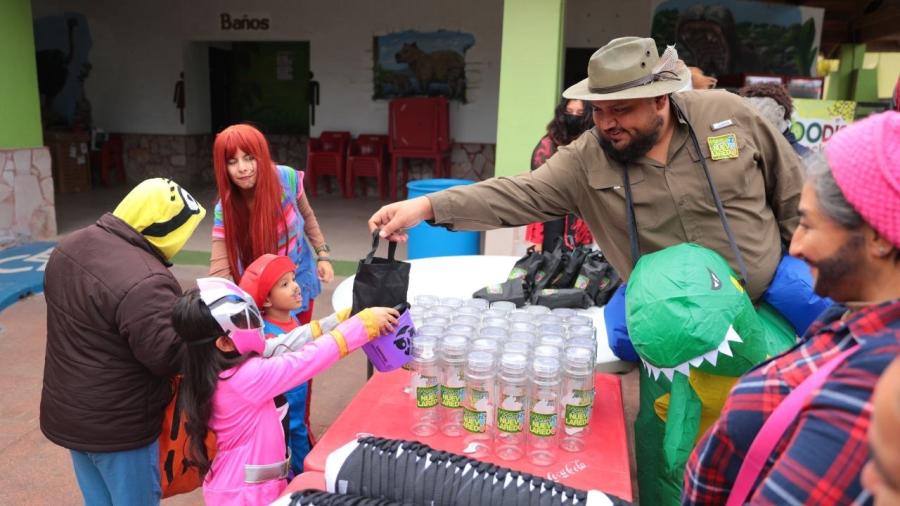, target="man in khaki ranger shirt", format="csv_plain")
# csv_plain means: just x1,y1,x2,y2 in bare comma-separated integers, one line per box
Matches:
369,37,803,302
